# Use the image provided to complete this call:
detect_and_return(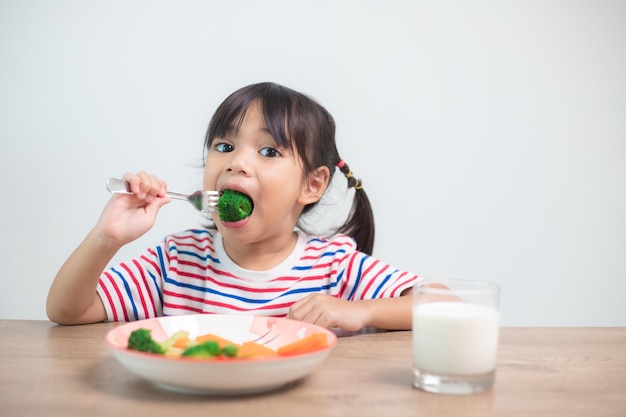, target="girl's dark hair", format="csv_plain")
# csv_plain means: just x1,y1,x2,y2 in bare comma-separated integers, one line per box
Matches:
204,82,375,255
